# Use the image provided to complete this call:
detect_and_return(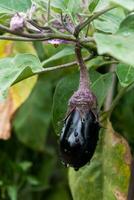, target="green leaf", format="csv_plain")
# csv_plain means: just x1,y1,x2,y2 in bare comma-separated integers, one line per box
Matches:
69,122,131,200
93,0,110,12
0,0,31,12
0,54,43,100
51,0,81,14
94,8,125,33
18,161,32,171
90,71,113,108
42,46,74,66
52,71,112,135
67,0,81,14
89,0,100,12
118,14,134,34
112,89,134,151
116,63,134,87
7,185,17,200
45,184,71,200
27,176,40,186
13,75,53,151
94,14,134,66
51,0,69,11
111,0,134,11
94,33,134,66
